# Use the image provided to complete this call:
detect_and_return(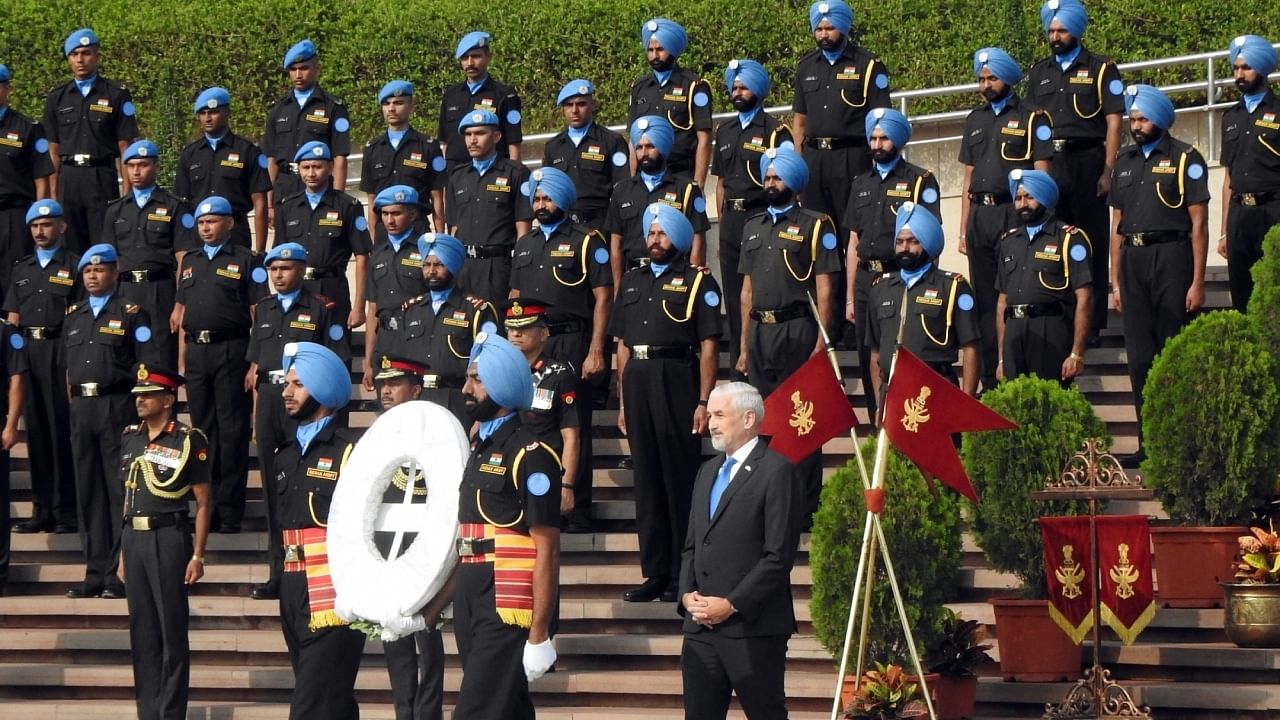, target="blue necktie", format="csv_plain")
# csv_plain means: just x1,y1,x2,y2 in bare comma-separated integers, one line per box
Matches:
709,456,737,519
